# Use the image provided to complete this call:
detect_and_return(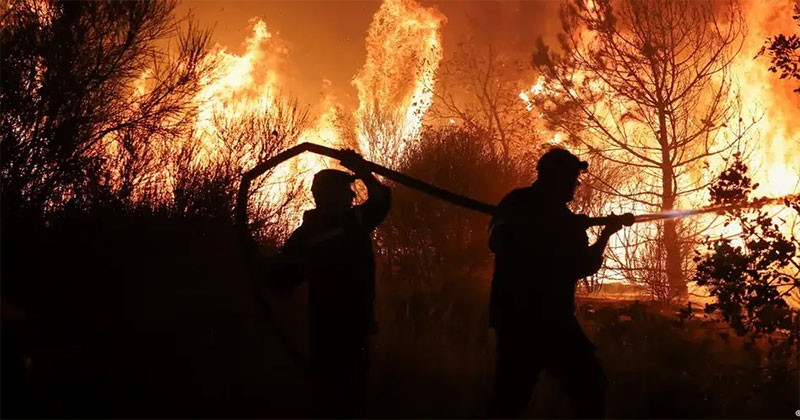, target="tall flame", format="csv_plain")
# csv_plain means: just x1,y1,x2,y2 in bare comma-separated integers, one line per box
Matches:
731,0,800,198
187,19,346,227
352,0,445,164
194,18,284,159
